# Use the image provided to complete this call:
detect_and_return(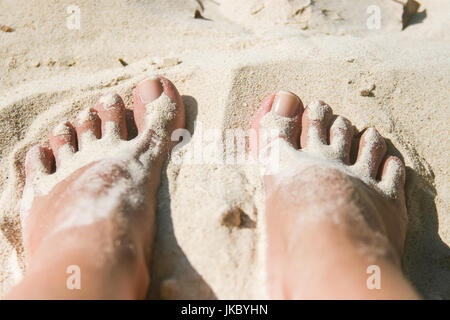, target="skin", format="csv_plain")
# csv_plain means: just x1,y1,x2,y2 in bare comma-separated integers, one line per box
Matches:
6,76,184,299
251,93,419,299
6,78,418,299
